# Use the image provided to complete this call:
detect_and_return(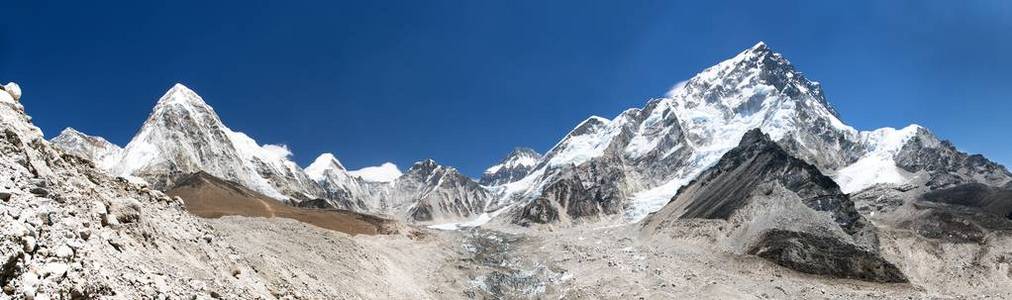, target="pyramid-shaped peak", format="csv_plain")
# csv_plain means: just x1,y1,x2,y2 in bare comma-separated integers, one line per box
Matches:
305,153,346,180
730,41,787,67
310,153,345,170
156,83,209,107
